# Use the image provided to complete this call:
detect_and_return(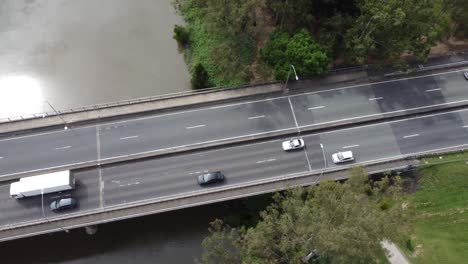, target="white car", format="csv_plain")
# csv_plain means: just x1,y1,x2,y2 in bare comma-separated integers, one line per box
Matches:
332,151,354,164
464,71,468,80
282,138,305,151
